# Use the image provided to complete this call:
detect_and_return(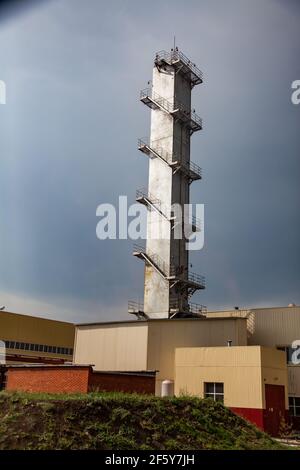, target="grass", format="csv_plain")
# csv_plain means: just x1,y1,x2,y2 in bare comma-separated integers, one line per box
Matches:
0,391,288,450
